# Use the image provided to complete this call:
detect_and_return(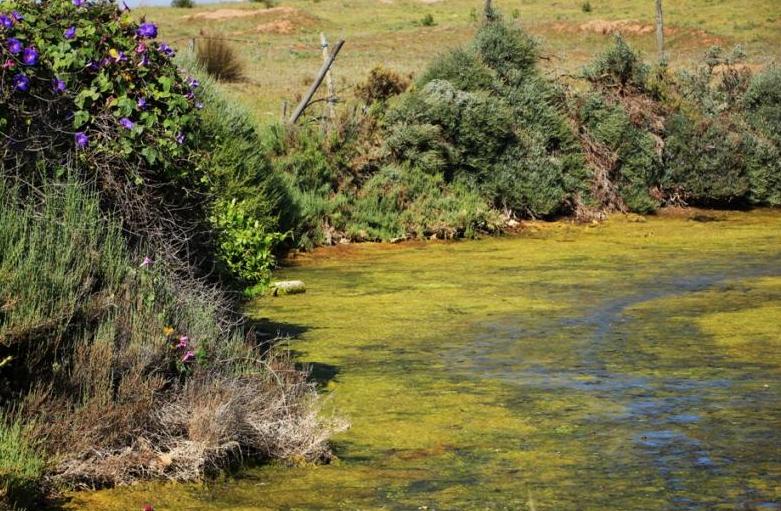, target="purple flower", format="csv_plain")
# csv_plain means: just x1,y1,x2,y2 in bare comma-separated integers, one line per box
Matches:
136,23,158,39
187,77,200,89
177,336,189,349
52,78,67,93
0,15,13,29
135,42,147,54
6,38,22,55
157,43,175,58
138,54,149,67
22,47,38,66
175,132,185,144
195,101,204,110
64,26,76,39
74,132,89,148
72,0,86,6
3,59,14,69
137,97,147,110
181,351,195,363
13,73,29,91
140,256,153,267
11,11,23,22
